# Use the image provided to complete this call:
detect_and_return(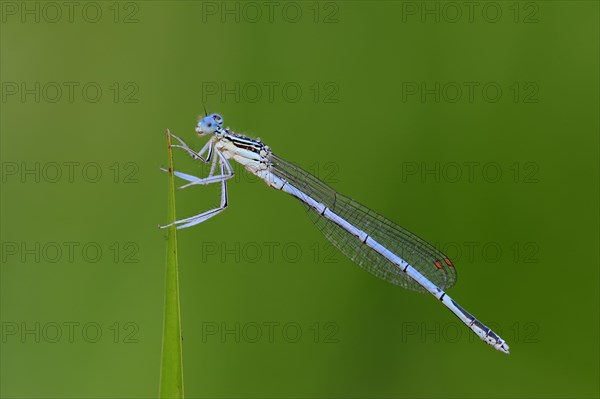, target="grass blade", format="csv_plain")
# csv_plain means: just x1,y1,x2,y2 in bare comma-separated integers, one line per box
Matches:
159,130,184,399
